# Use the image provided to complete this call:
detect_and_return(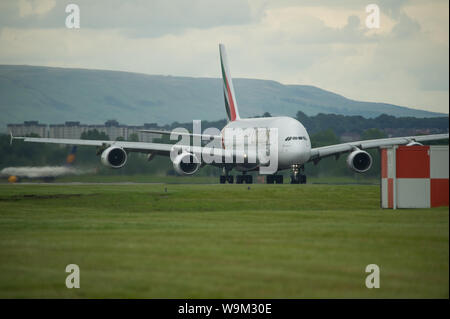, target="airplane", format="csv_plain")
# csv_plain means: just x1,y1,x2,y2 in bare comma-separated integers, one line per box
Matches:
11,44,449,184
1,146,79,183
